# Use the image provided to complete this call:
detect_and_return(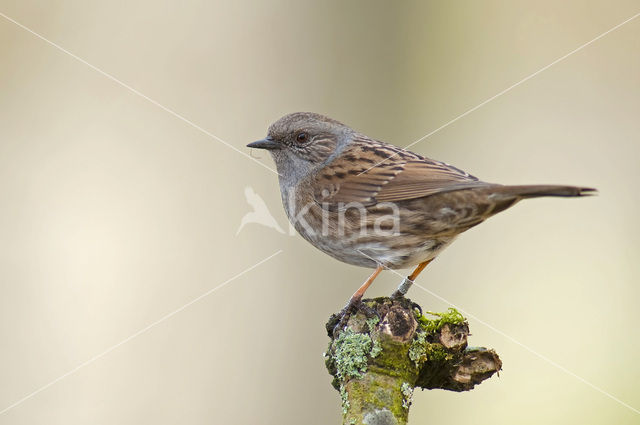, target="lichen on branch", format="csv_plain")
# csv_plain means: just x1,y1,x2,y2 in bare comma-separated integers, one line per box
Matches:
325,297,502,425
